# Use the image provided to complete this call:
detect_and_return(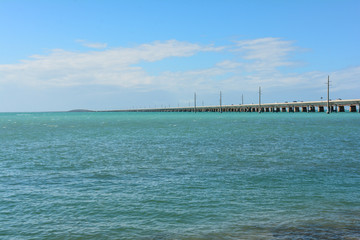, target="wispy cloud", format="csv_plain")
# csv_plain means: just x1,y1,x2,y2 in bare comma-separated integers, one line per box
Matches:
0,38,358,96
233,37,300,72
0,40,221,88
330,66,360,91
